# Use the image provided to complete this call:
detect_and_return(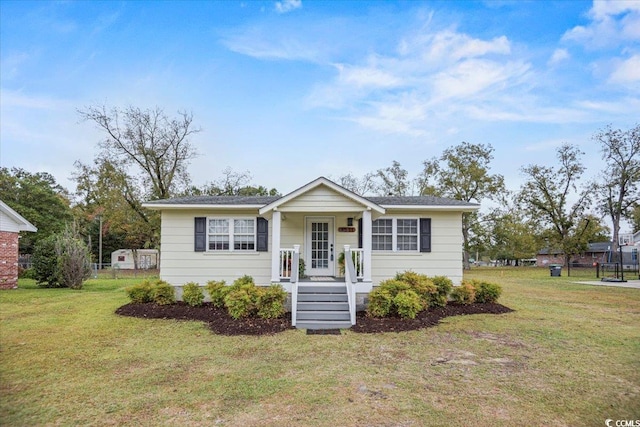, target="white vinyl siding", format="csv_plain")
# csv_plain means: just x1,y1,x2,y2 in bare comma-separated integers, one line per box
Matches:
208,218,255,251
371,211,464,286
278,186,365,212
372,218,418,252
